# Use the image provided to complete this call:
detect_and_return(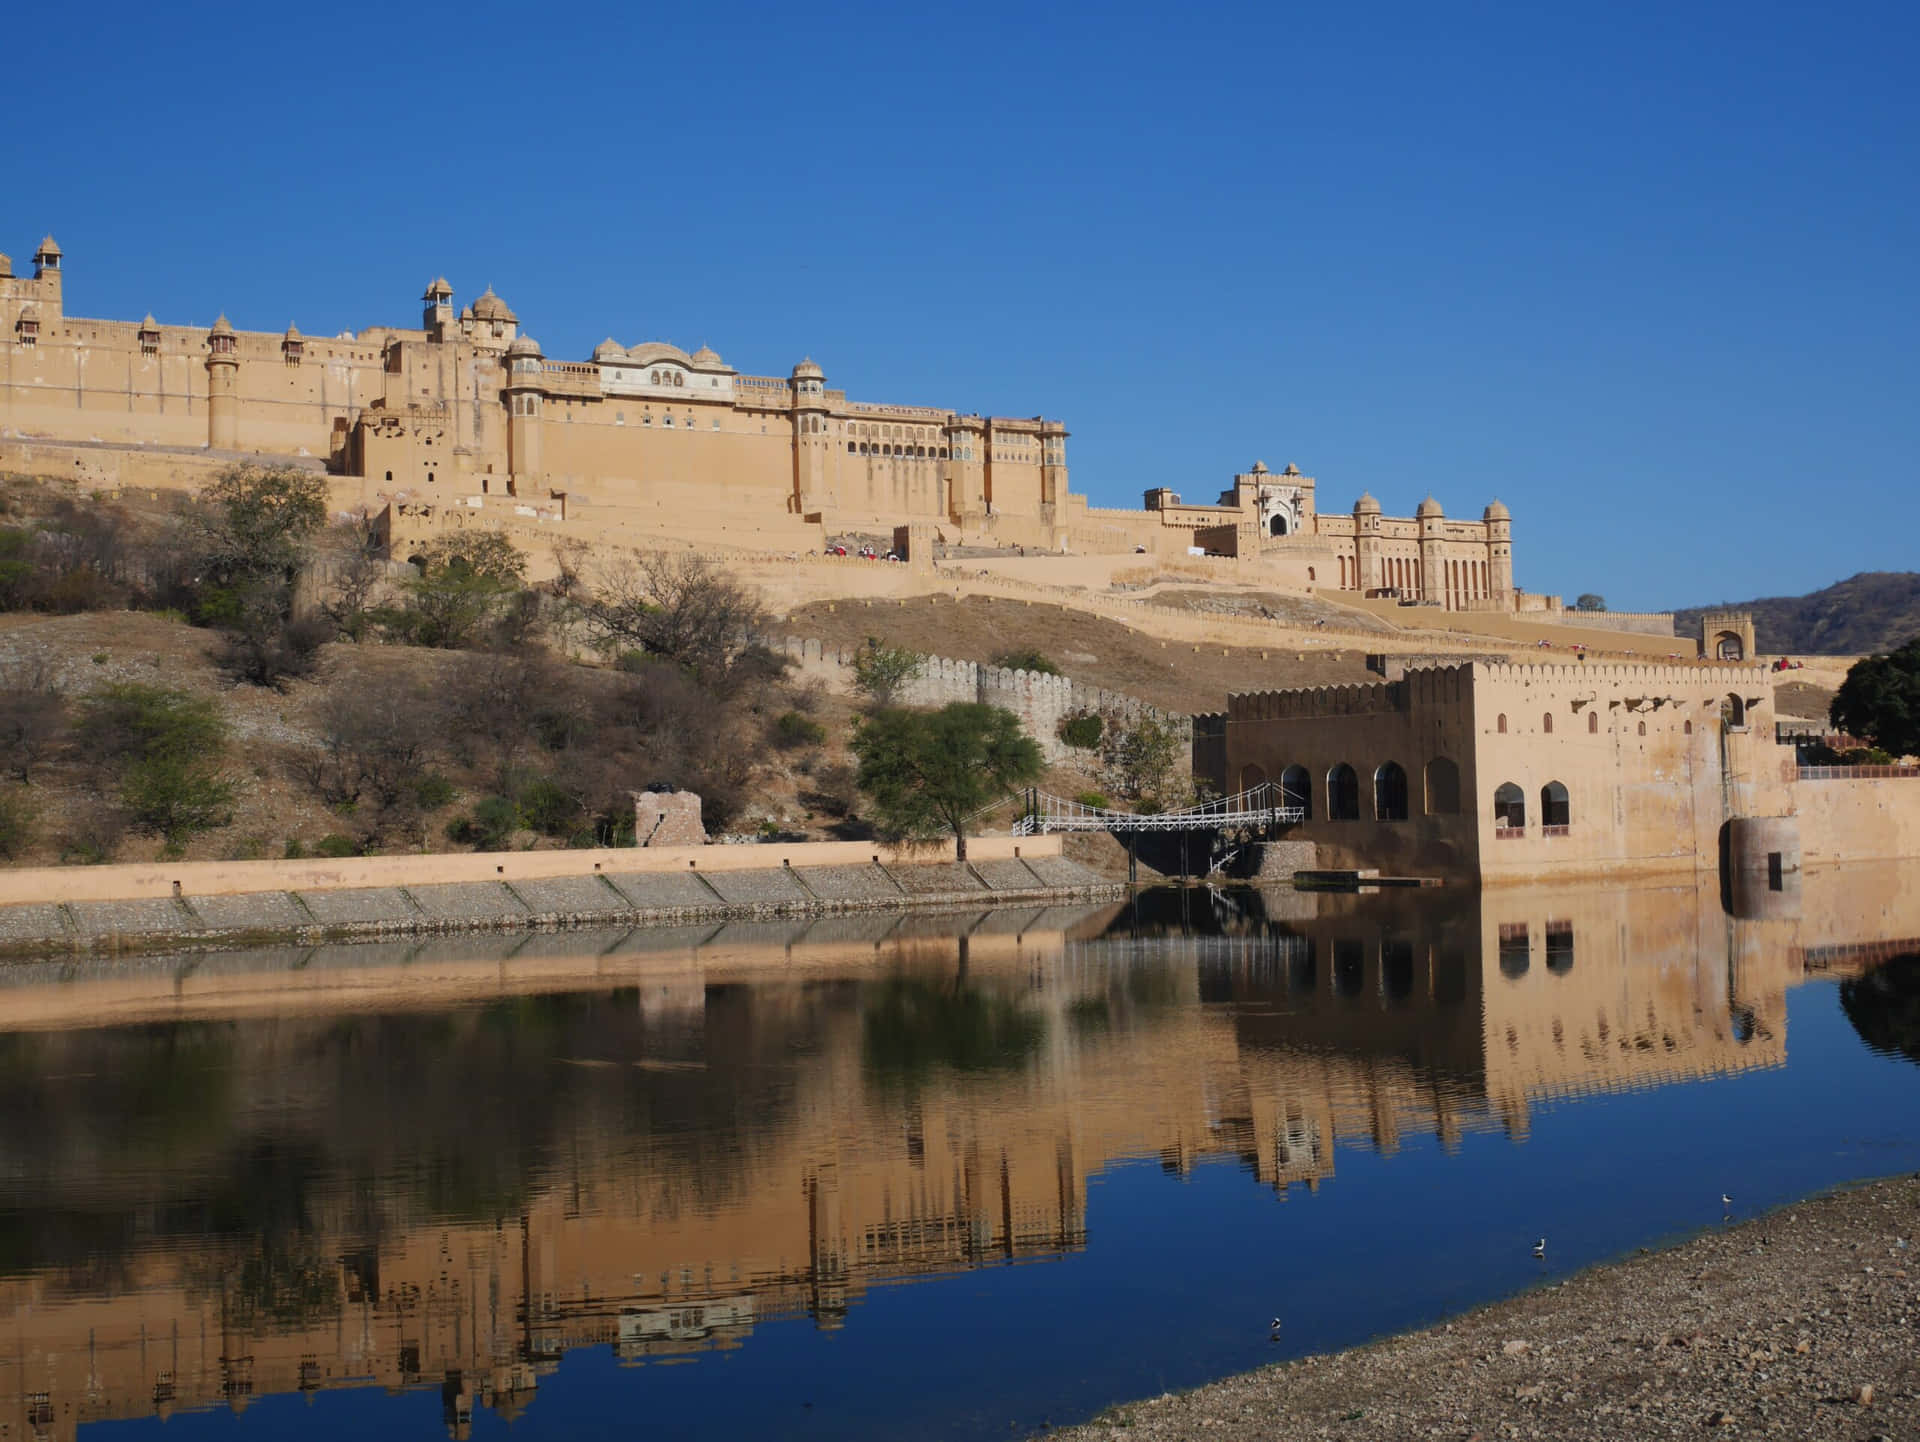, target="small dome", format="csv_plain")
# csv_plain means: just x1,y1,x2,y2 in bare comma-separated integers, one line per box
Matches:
424,276,453,299
1416,495,1444,519
1353,492,1381,514
1282,462,1301,476
210,314,234,335
34,235,61,258
690,345,724,367
284,322,303,340
1483,499,1511,521
471,286,517,322
140,312,158,329
1249,459,1269,474
626,341,693,366
791,357,824,380
506,333,542,358
592,338,627,361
